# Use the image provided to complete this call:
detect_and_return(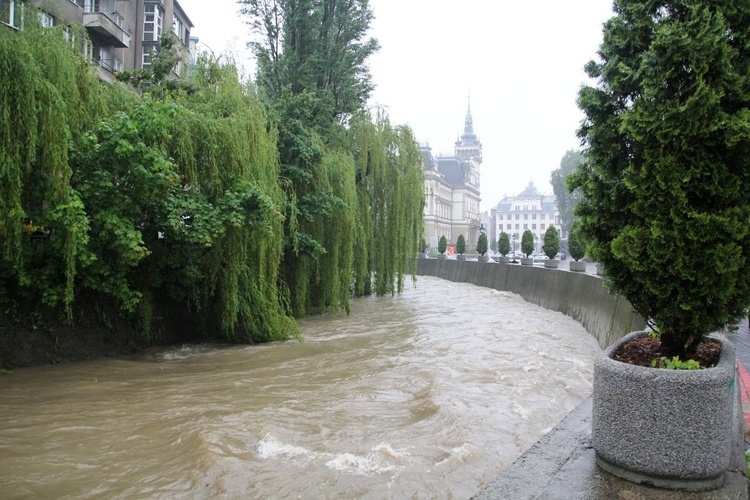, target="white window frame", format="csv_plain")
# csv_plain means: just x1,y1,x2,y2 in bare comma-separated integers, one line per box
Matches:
1,0,23,29
143,3,163,43
38,11,54,28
